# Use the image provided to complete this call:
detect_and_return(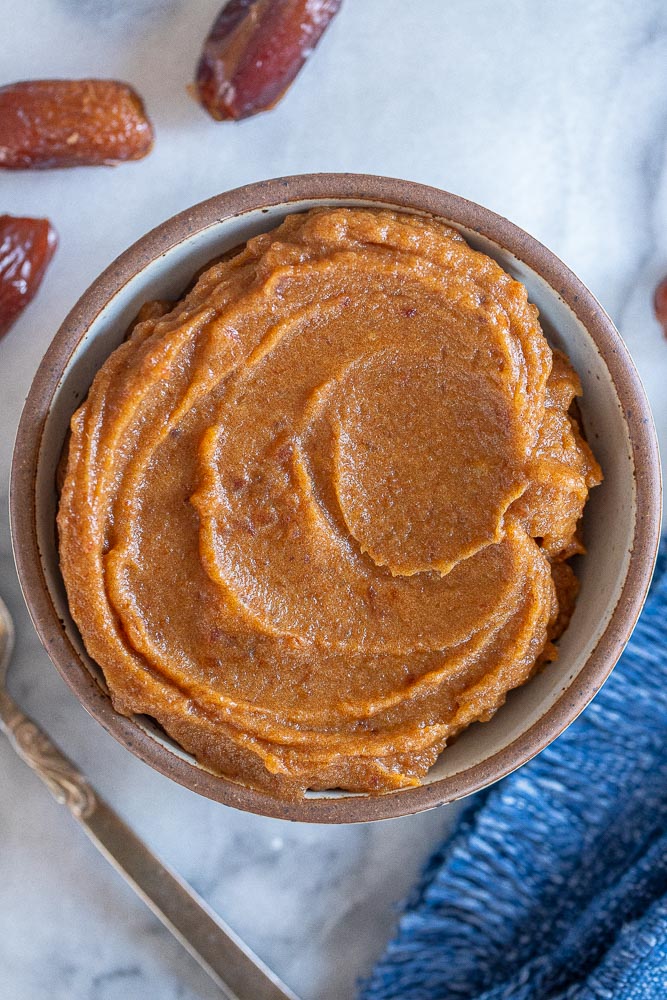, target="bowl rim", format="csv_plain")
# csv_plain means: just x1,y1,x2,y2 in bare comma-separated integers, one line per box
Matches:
10,172,662,823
